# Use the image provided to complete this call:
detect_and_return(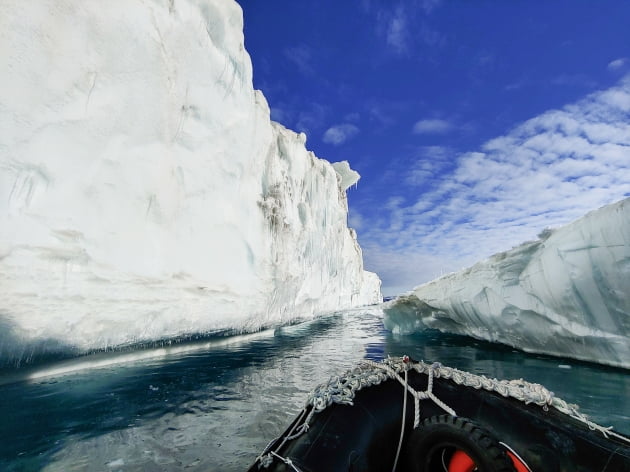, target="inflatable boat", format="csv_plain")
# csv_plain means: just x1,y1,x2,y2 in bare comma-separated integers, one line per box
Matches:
248,356,630,471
